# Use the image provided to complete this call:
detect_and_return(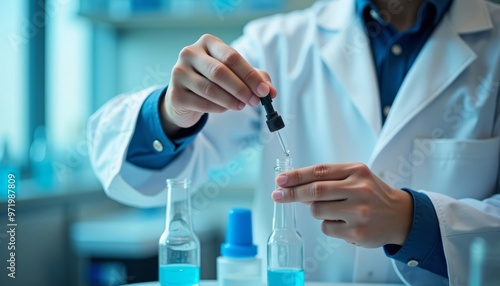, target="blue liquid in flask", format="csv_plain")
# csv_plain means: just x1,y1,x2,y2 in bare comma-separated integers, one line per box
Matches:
159,264,200,286
267,268,304,286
